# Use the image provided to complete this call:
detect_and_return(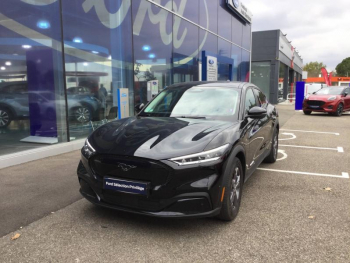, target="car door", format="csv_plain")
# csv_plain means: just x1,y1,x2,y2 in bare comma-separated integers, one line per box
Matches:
253,88,273,152
344,88,350,110
241,87,263,175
